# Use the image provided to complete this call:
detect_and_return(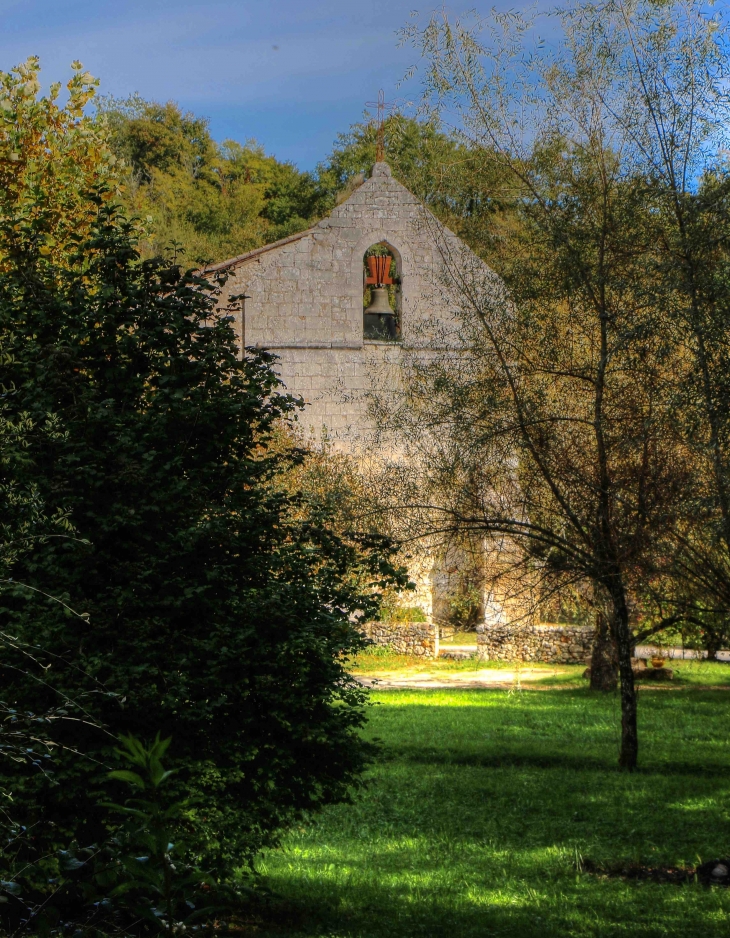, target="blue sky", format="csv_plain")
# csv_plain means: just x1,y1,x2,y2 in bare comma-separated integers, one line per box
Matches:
0,0,543,170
